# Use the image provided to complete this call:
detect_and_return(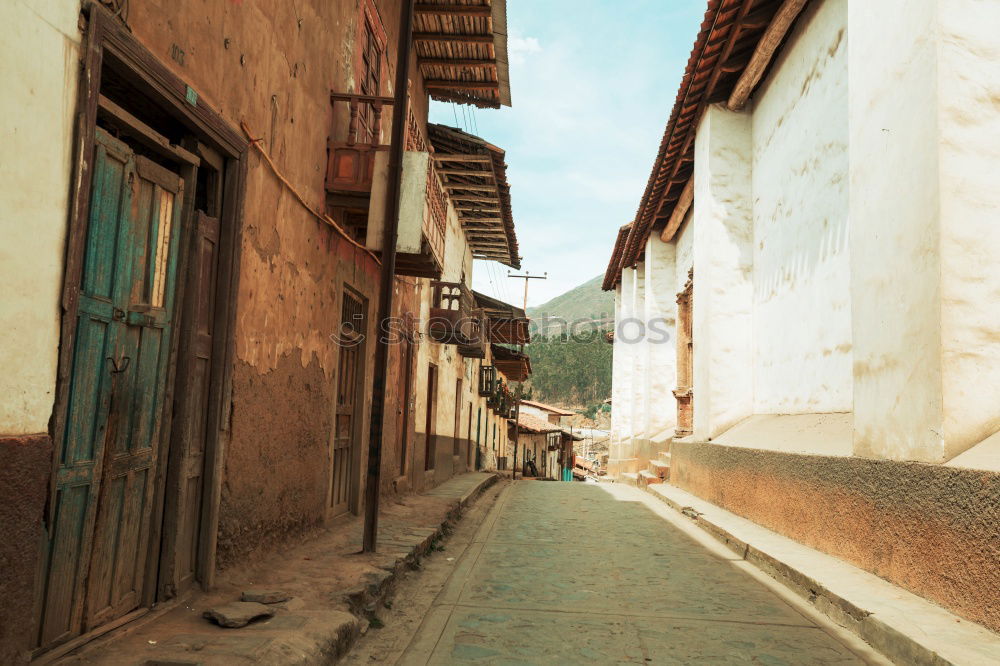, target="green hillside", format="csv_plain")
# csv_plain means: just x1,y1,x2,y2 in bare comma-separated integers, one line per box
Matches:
523,275,615,410
527,274,614,334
